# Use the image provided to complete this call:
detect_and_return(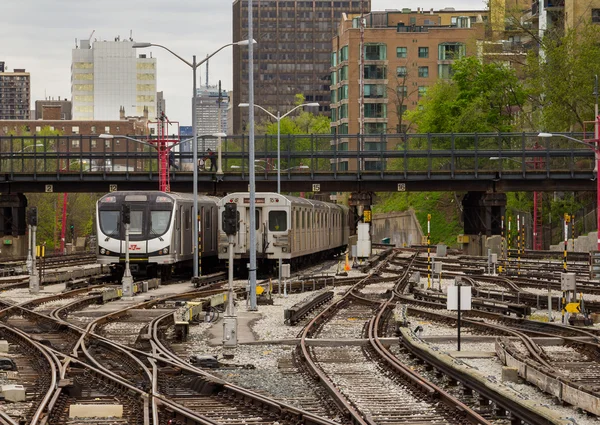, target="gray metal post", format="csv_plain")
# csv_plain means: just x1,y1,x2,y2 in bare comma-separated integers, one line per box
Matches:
122,223,133,297
26,224,32,275
548,282,552,322
29,225,39,294
192,55,199,278
277,110,282,299
248,0,257,310
223,234,237,347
